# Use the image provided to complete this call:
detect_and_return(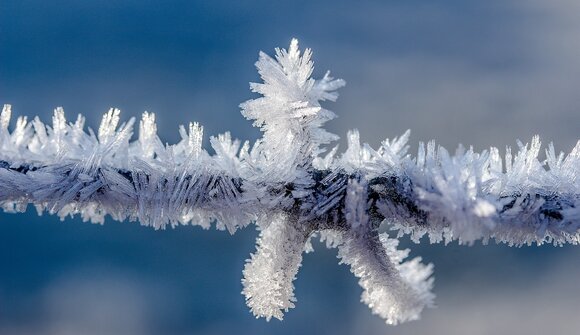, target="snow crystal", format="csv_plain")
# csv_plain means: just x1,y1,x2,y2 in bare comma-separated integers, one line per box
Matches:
0,39,578,325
